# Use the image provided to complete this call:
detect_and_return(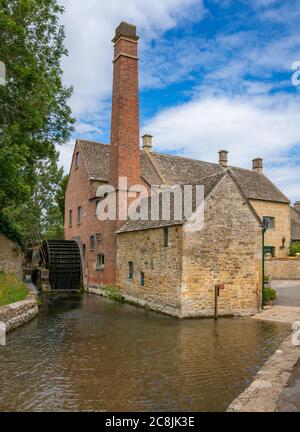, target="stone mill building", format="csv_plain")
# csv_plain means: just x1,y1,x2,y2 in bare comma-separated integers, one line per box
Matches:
65,22,294,318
